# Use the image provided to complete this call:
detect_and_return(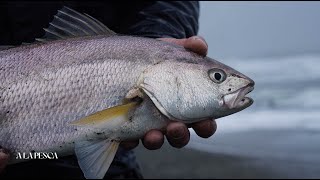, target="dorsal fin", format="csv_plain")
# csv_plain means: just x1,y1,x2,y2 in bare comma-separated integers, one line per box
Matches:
36,6,116,42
